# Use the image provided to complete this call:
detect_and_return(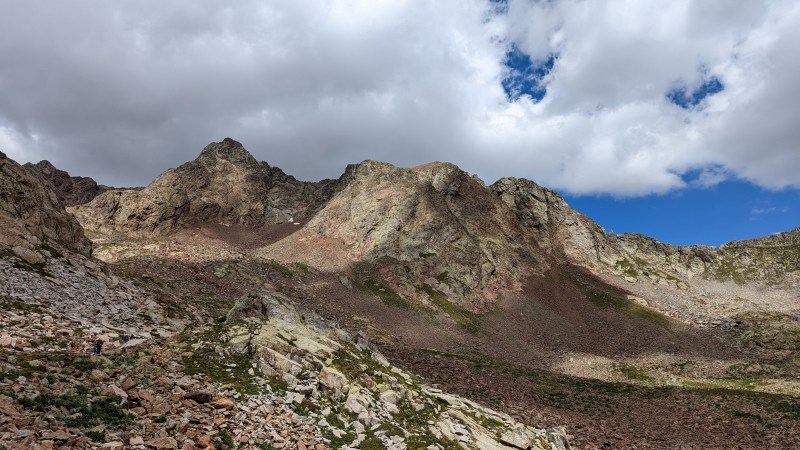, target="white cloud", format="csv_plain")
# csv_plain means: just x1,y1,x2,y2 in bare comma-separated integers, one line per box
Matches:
0,0,797,196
